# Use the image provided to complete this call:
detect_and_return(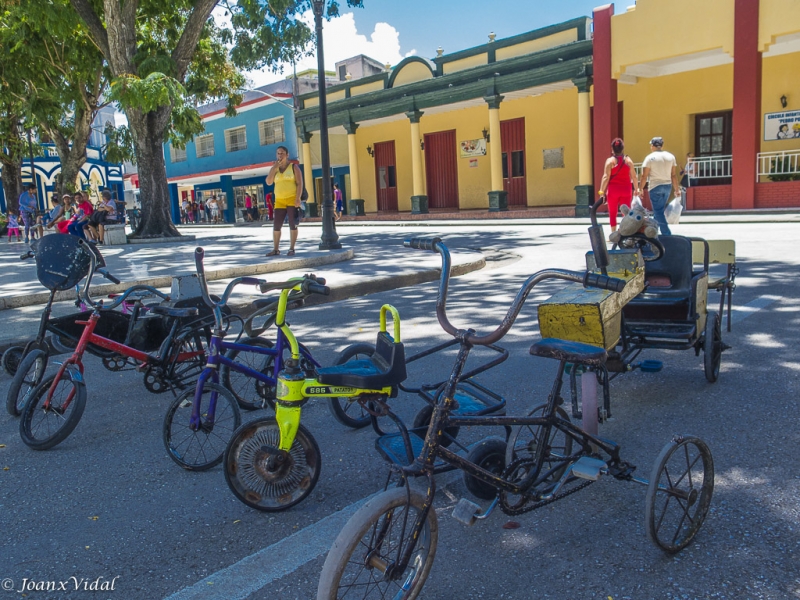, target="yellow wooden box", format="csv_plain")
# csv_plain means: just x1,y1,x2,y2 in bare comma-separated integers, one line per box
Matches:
538,250,645,350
